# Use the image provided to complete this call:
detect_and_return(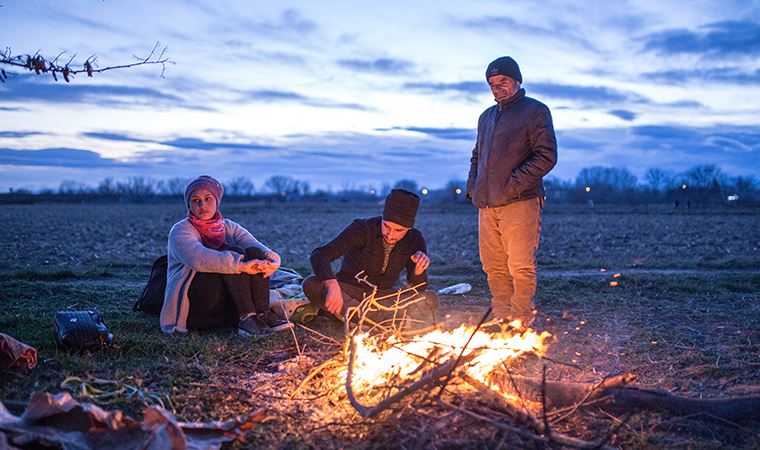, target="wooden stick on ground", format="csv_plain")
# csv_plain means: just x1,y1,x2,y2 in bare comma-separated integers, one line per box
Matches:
493,374,760,422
